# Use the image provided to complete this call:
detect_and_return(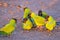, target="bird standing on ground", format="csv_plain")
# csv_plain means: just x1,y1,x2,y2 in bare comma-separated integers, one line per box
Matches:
30,12,45,31
45,16,56,32
22,18,33,30
0,18,17,36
